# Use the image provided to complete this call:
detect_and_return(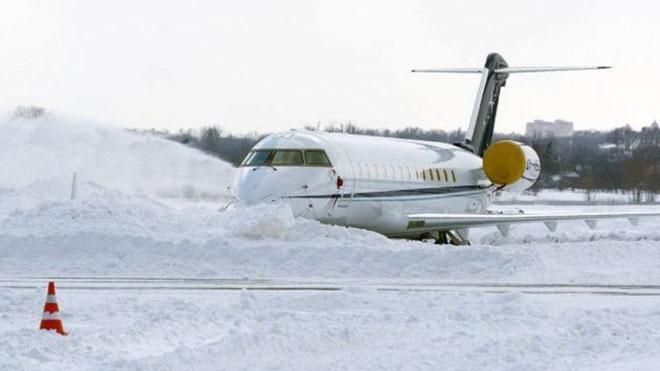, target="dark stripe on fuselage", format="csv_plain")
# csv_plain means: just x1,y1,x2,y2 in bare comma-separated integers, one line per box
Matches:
287,185,489,199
